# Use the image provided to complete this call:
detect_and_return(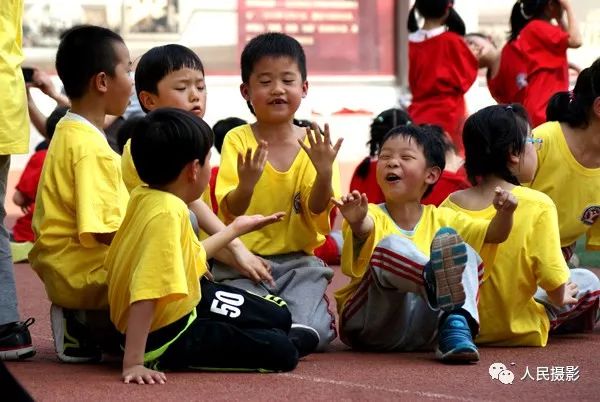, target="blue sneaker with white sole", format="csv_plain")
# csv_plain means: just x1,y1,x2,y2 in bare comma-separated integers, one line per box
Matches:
436,314,479,363
423,227,467,311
